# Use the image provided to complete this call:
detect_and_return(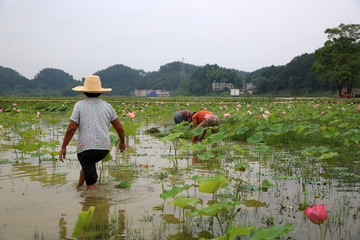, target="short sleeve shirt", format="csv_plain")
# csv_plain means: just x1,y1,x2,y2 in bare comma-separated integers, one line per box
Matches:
70,98,117,153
